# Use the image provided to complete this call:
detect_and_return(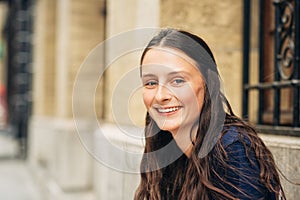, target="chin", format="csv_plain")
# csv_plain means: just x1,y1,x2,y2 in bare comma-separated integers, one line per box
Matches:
159,124,179,134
